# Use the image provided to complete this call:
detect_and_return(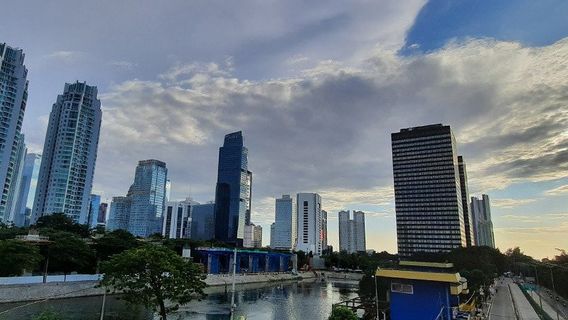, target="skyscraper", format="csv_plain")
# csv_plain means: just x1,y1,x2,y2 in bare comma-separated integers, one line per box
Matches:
270,194,296,250
214,131,252,245
87,194,101,228
191,202,215,241
391,124,466,257
0,43,29,223
338,210,366,253
13,153,41,226
32,82,102,224
243,223,262,248
471,195,495,248
97,202,108,225
106,160,168,237
296,193,324,255
5,136,26,223
458,156,475,247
